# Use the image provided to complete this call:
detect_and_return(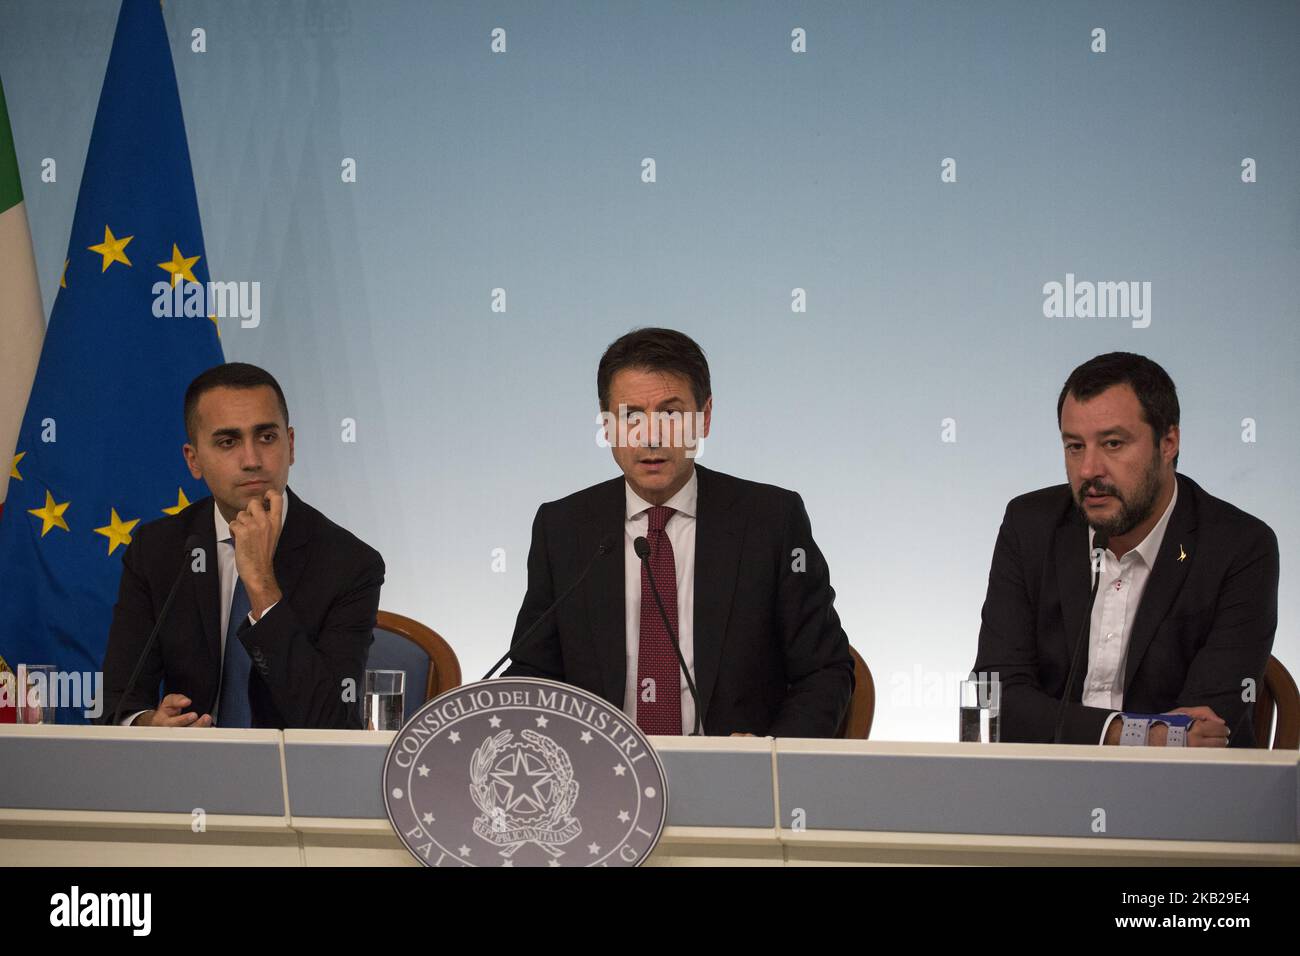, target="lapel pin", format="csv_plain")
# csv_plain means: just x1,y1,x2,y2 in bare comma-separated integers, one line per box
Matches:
1177,544,1187,562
